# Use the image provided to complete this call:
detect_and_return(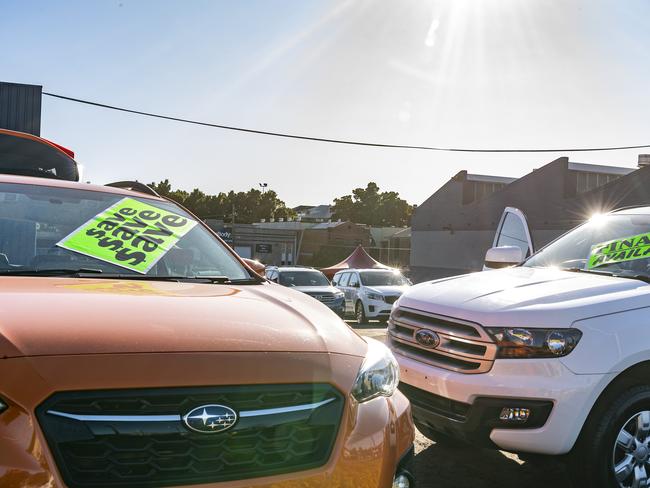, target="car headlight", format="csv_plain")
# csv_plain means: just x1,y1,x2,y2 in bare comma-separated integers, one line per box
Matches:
486,327,582,358
352,338,400,402
334,291,344,298
0,397,7,414
366,292,384,301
